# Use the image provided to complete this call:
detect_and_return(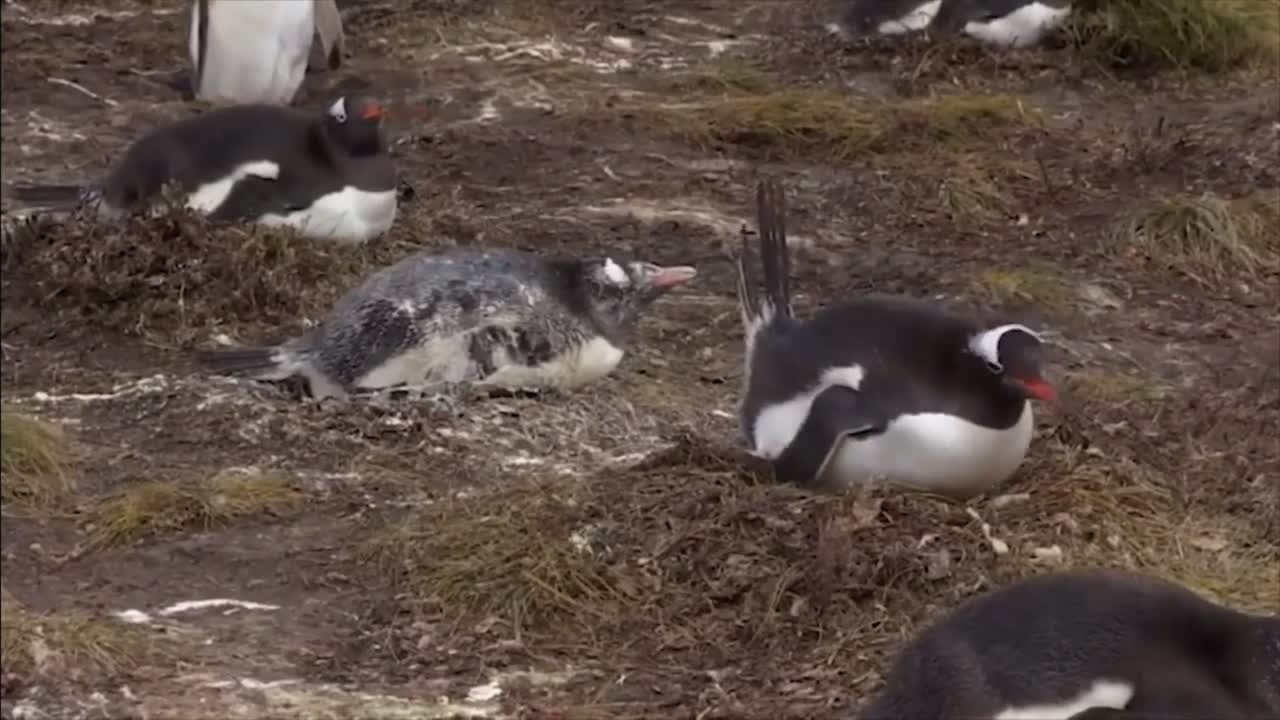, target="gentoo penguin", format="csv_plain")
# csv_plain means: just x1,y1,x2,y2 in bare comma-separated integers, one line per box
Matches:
6,96,397,245
933,0,1072,48
307,0,346,72
836,0,945,36
197,249,699,399
191,0,344,105
735,180,1055,498
858,569,1280,719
